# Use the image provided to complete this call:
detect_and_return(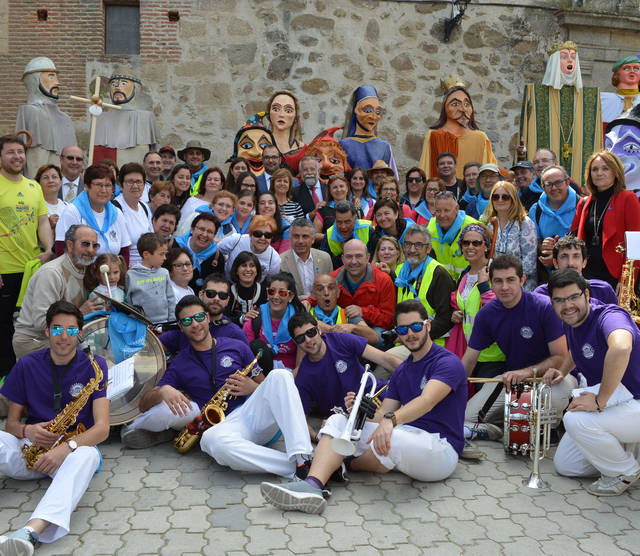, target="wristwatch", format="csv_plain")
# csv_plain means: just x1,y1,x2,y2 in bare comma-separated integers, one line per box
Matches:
383,412,397,427
67,440,78,452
